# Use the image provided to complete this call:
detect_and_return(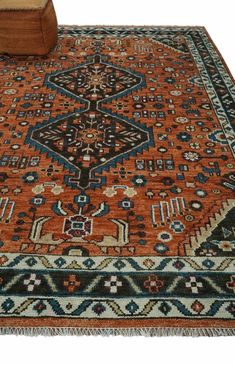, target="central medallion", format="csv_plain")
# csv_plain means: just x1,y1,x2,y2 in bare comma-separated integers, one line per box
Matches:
26,54,154,189
46,54,145,101
27,110,153,188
